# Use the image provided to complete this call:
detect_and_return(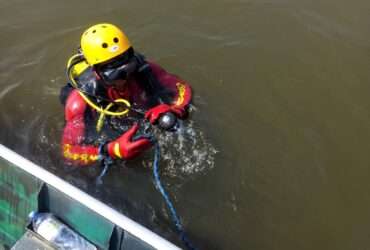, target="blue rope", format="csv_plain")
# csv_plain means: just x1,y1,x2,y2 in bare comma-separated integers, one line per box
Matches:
95,157,112,185
96,132,197,249
152,142,197,250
